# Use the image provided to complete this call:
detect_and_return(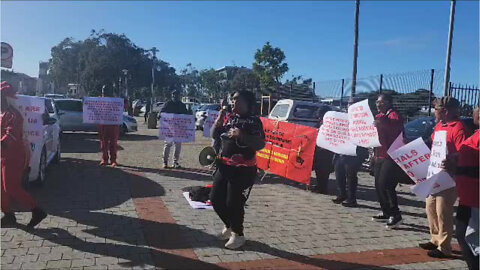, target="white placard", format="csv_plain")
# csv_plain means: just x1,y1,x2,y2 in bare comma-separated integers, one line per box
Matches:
348,99,381,148
159,113,195,143
203,110,219,138
316,111,357,156
426,130,456,195
13,95,45,144
83,97,124,125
